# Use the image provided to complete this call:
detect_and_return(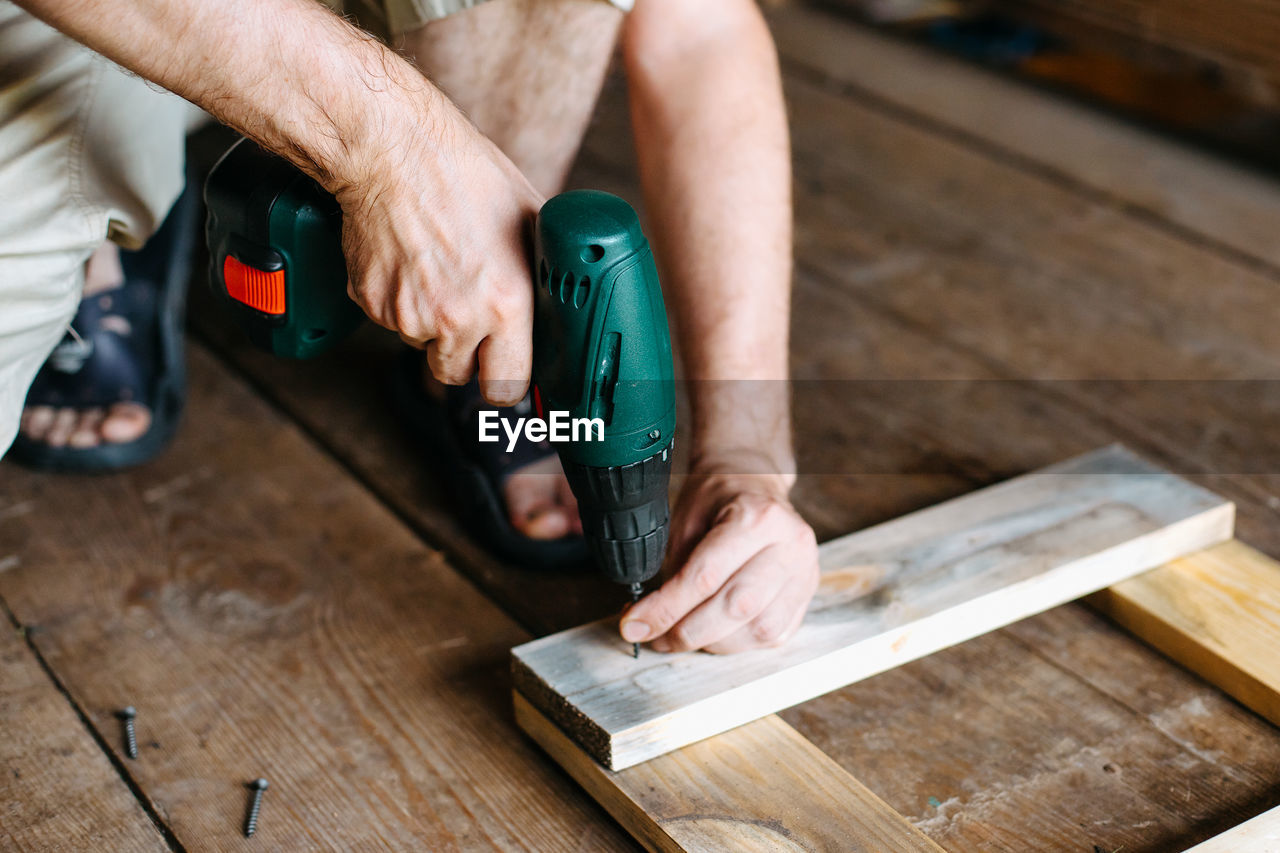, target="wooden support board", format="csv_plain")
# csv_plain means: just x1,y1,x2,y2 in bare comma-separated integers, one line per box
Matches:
1090,539,1280,730
514,695,944,853
513,446,1234,769
1090,539,1280,853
